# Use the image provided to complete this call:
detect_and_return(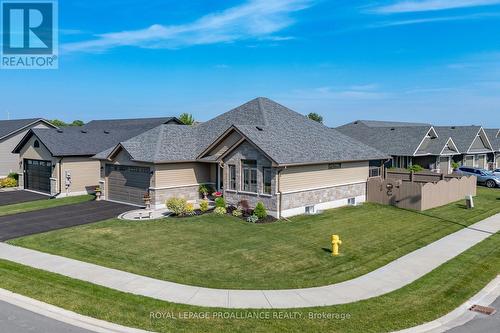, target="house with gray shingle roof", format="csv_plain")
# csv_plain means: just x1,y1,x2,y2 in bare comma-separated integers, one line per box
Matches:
434,126,494,170
337,120,460,173
12,117,181,196
0,118,55,177
94,98,388,217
